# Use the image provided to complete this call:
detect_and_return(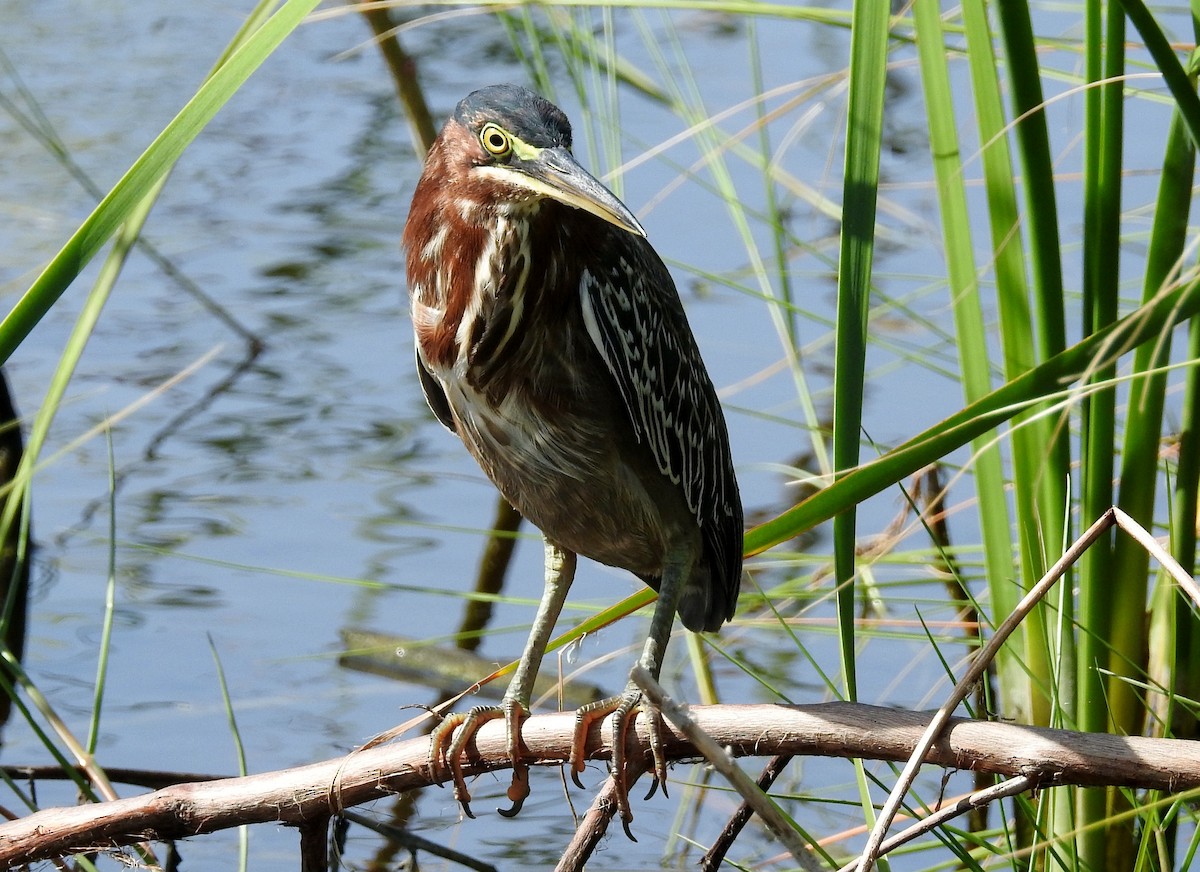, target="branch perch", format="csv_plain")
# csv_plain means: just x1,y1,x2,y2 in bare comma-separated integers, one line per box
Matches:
2,702,1198,866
